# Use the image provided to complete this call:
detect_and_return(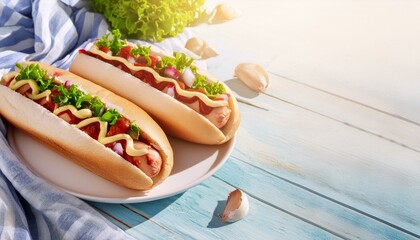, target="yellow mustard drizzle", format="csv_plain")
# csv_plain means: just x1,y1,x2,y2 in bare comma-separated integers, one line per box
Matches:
54,105,92,119
9,78,52,100
76,118,148,156
7,77,148,157
27,90,51,100
91,45,229,108
10,79,39,94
